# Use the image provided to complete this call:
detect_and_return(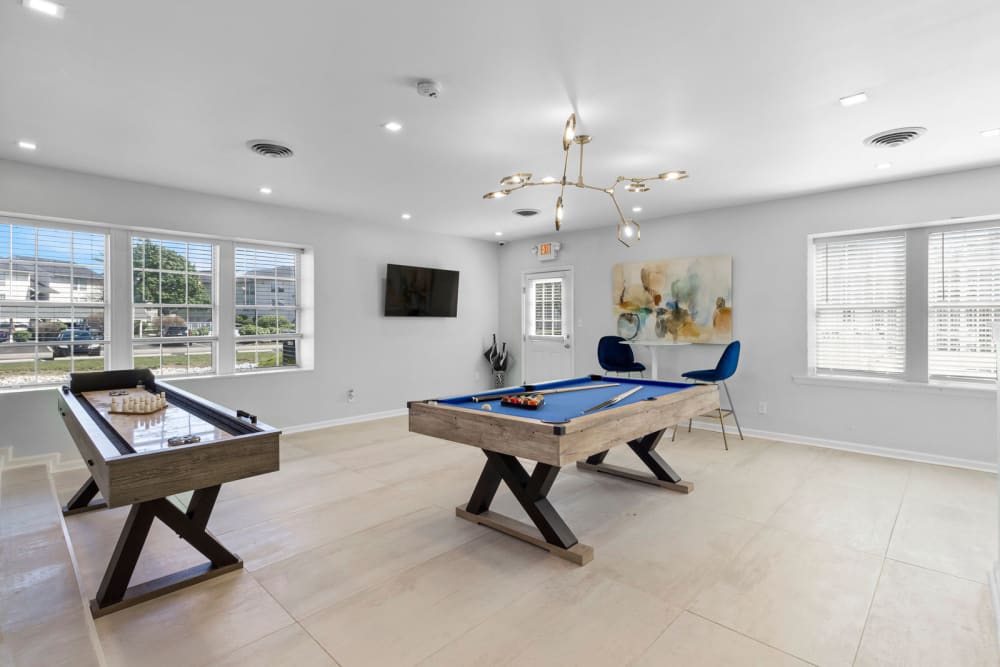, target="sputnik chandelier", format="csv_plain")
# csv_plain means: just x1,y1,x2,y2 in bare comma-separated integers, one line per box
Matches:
483,113,688,247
